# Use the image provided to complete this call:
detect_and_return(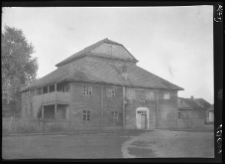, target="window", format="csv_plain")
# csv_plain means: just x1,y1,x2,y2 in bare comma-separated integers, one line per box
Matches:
49,85,55,92
146,91,155,100
83,110,90,121
127,89,136,100
163,92,170,100
111,111,118,122
83,86,92,95
63,84,70,92
106,88,115,97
